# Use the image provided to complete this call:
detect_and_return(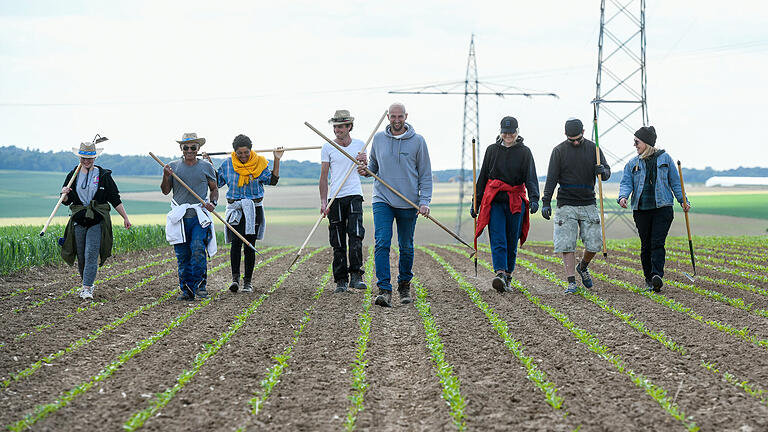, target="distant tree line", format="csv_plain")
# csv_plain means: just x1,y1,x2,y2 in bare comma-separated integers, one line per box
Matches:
2,145,767,183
